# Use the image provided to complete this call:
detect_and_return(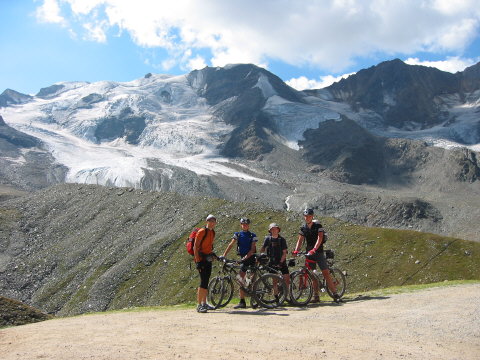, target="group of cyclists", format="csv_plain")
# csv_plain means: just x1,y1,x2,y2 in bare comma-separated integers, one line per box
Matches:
193,208,340,313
